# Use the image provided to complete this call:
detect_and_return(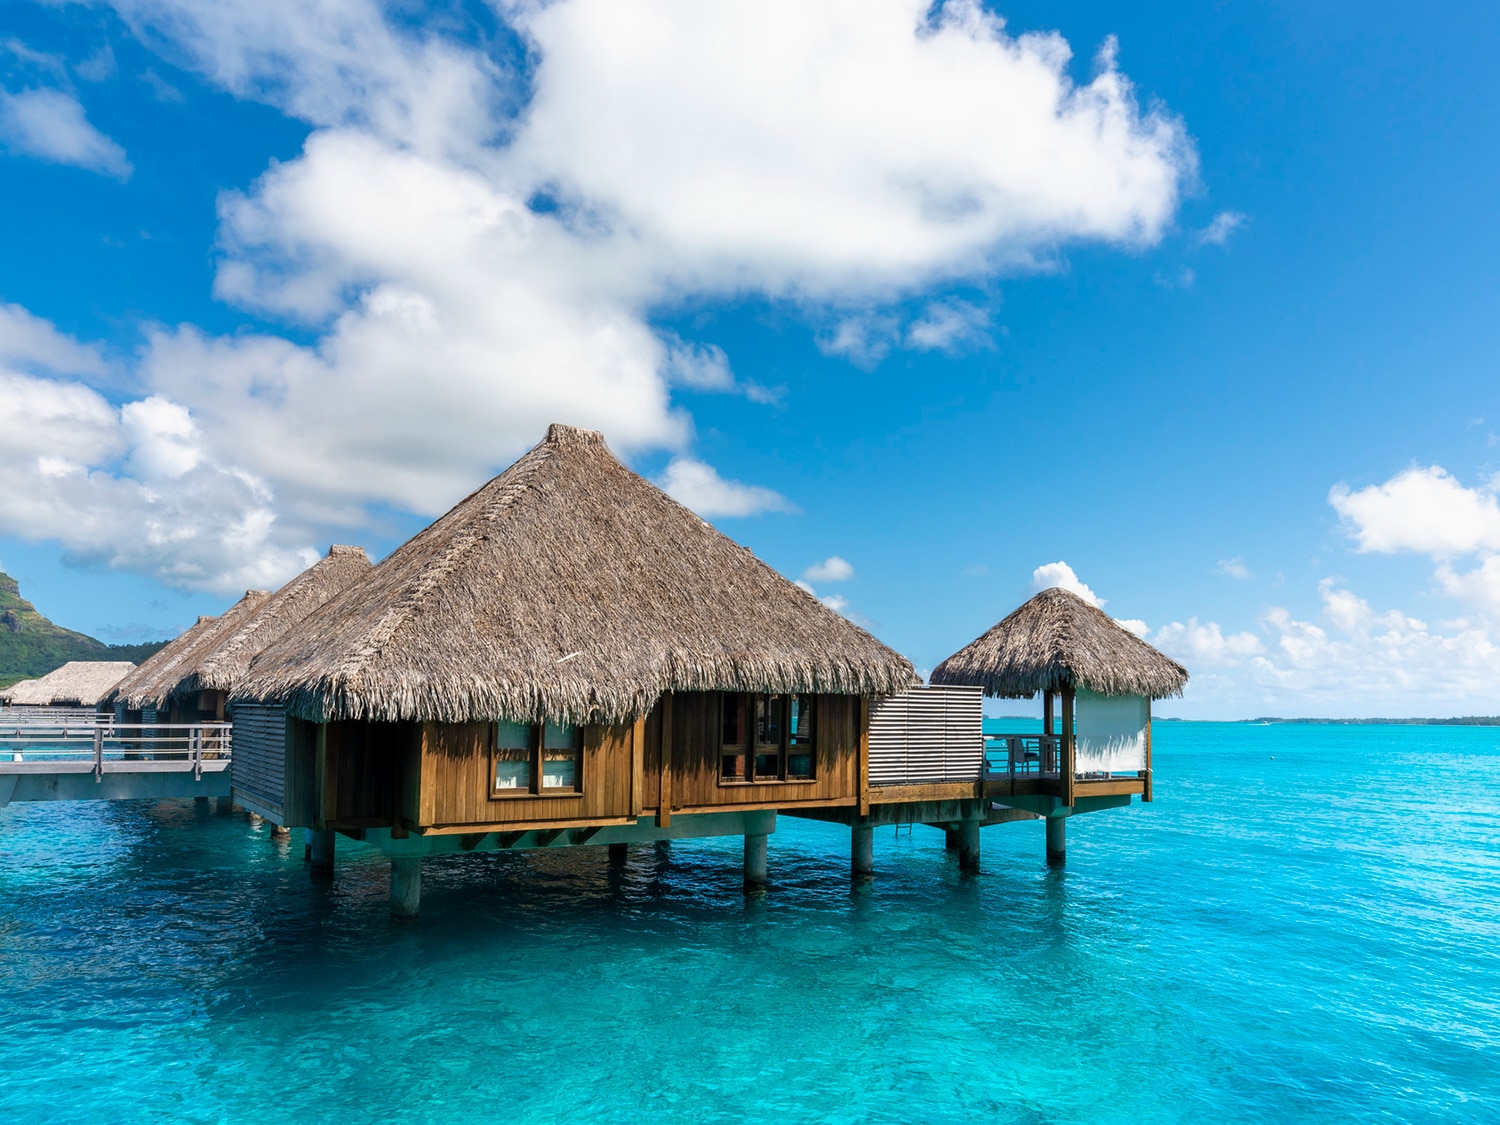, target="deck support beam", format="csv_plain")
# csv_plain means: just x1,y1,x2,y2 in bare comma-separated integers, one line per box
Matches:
851,822,874,878
309,827,335,873
390,858,422,918
744,832,768,889
1046,815,1066,866
958,820,981,872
